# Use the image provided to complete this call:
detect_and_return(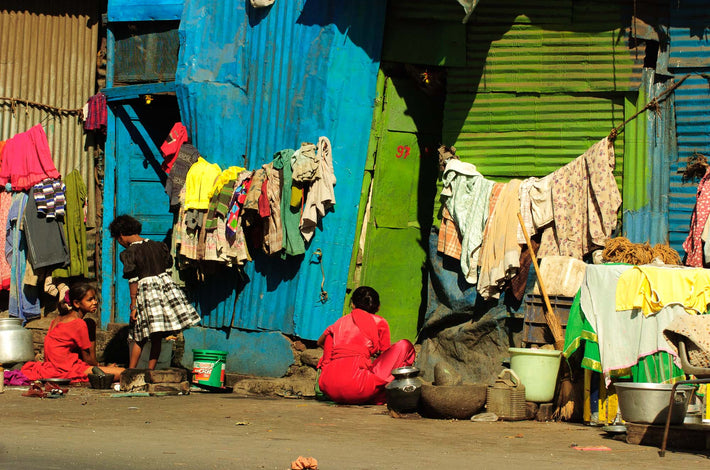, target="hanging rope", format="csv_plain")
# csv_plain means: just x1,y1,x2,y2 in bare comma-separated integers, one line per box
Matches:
608,74,691,141
0,96,83,117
